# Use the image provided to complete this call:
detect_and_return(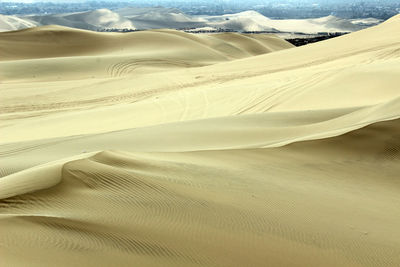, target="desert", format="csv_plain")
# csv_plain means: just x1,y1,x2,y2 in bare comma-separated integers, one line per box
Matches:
0,3,400,267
